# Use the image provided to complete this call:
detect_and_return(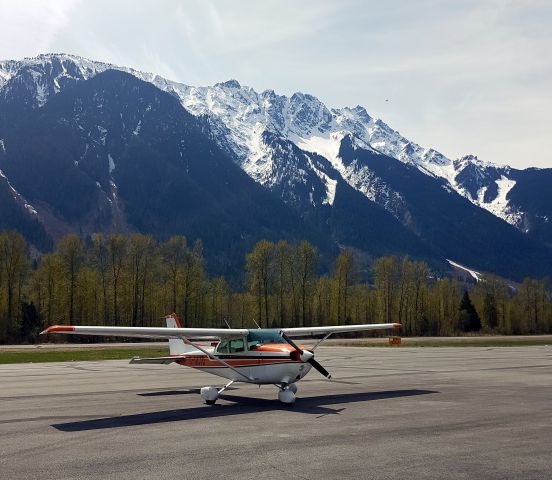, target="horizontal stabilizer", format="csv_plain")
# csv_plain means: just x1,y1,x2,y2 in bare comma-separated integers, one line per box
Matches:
129,356,182,365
